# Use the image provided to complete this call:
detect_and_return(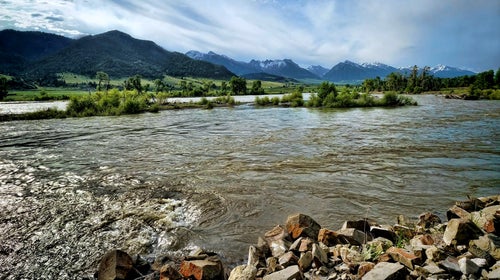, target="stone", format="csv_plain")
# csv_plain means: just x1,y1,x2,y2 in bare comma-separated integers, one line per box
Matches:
470,258,487,268
298,238,314,252
298,251,313,271
420,263,445,275
179,258,224,280
418,212,442,229
318,228,341,246
264,225,288,243
160,263,183,280
98,249,134,280
289,237,303,252
357,262,375,278
266,257,280,274
312,243,328,265
438,256,461,274
446,205,471,221
489,267,500,279
425,246,445,262
268,239,290,258
228,265,257,280
443,218,483,245
361,262,408,280
470,234,500,260
387,246,421,269
410,234,435,248
458,257,480,275
278,251,298,267
456,197,486,212
370,226,397,242
393,225,415,241
286,213,321,240
263,265,303,280
471,205,500,234
342,219,374,232
336,228,373,245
